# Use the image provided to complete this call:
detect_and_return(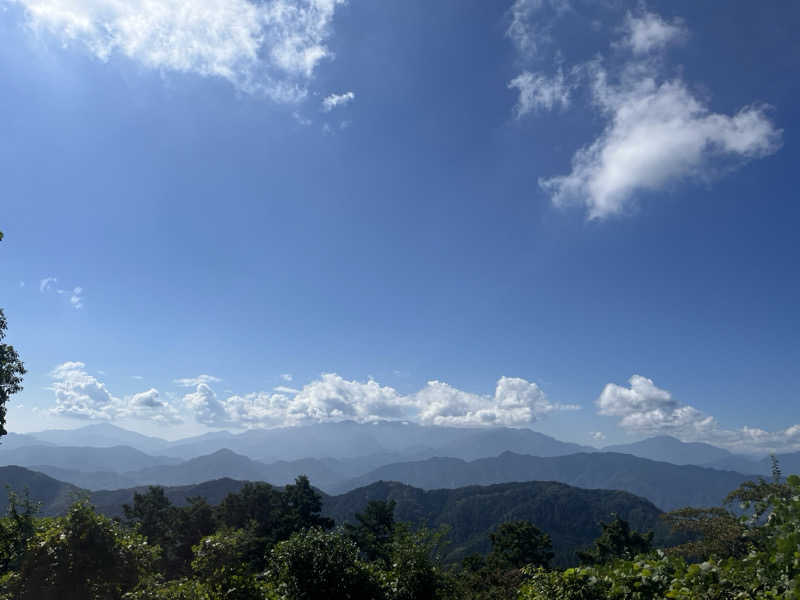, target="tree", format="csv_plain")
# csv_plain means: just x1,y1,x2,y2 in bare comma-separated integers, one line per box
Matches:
345,499,397,563
6,499,157,600
576,515,653,565
0,490,39,574
380,523,452,600
172,496,217,575
0,229,26,439
190,527,274,600
661,506,750,559
217,481,284,540
266,527,380,600
488,520,554,570
280,475,334,535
